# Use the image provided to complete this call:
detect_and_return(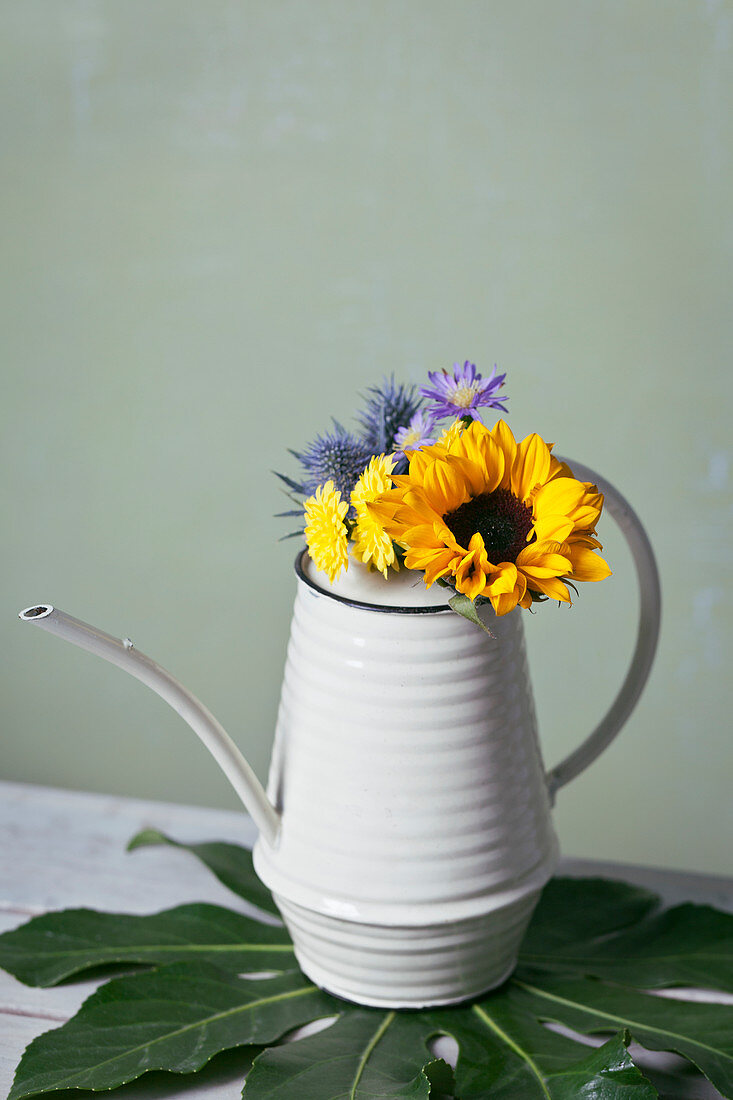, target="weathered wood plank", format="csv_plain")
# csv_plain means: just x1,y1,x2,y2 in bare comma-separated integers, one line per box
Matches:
0,780,257,915
0,782,260,1098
